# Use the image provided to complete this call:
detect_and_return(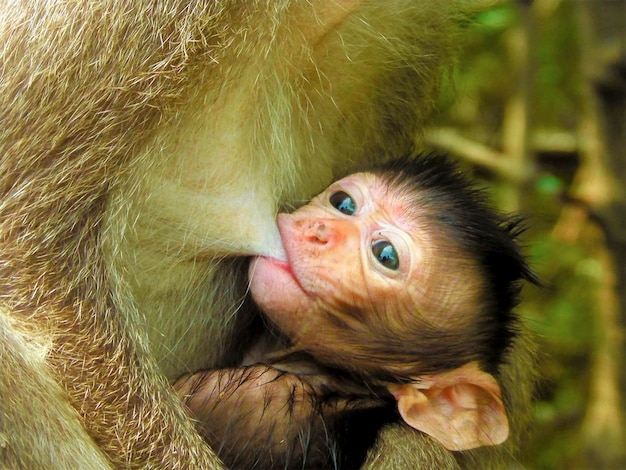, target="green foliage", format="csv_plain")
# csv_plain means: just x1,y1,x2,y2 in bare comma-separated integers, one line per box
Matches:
434,1,621,468
474,5,517,30
530,2,581,129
